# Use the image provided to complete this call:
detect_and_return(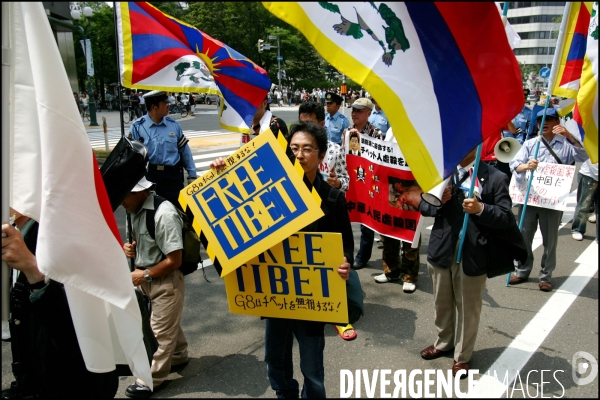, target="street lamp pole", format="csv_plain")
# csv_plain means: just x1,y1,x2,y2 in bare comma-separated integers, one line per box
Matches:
277,27,281,92
72,7,98,126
